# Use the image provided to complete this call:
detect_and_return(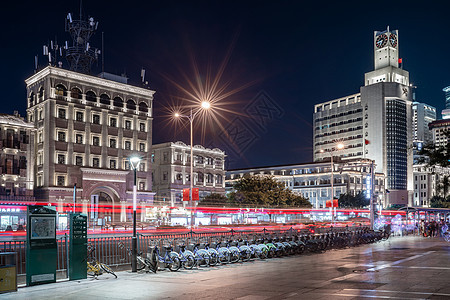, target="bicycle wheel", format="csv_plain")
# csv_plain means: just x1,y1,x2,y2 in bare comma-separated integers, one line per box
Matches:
100,263,117,278
87,262,97,277
136,256,146,271
208,251,219,266
183,254,195,270
167,254,181,272
230,250,240,263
